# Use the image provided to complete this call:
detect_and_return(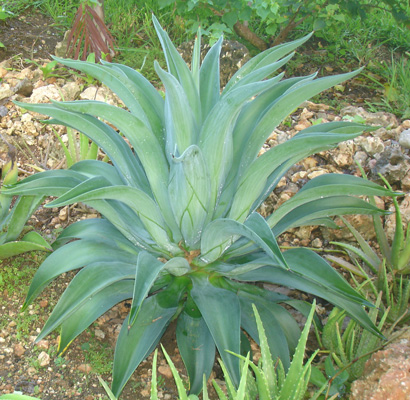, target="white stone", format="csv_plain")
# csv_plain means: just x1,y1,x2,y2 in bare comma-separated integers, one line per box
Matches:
94,329,105,339
357,136,385,156
38,351,50,367
80,86,121,106
61,81,81,101
399,129,410,149
30,85,61,103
